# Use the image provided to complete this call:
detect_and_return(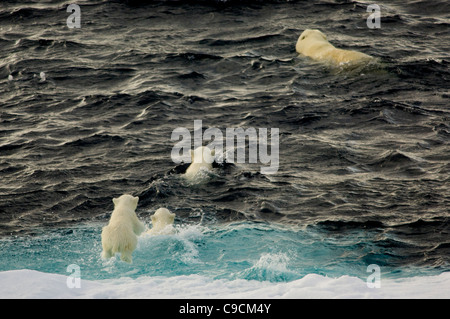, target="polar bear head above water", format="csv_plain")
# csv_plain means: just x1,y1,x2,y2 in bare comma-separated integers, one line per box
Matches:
146,208,176,236
184,146,215,181
112,194,139,211
296,29,373,66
